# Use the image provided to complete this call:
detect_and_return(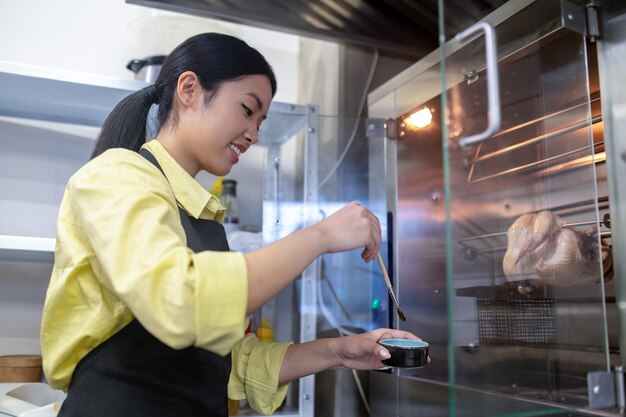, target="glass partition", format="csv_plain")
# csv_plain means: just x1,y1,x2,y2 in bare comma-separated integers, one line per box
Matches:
438,1,611,416
256,108,390,417
259,110,389,339
315,115,390,335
